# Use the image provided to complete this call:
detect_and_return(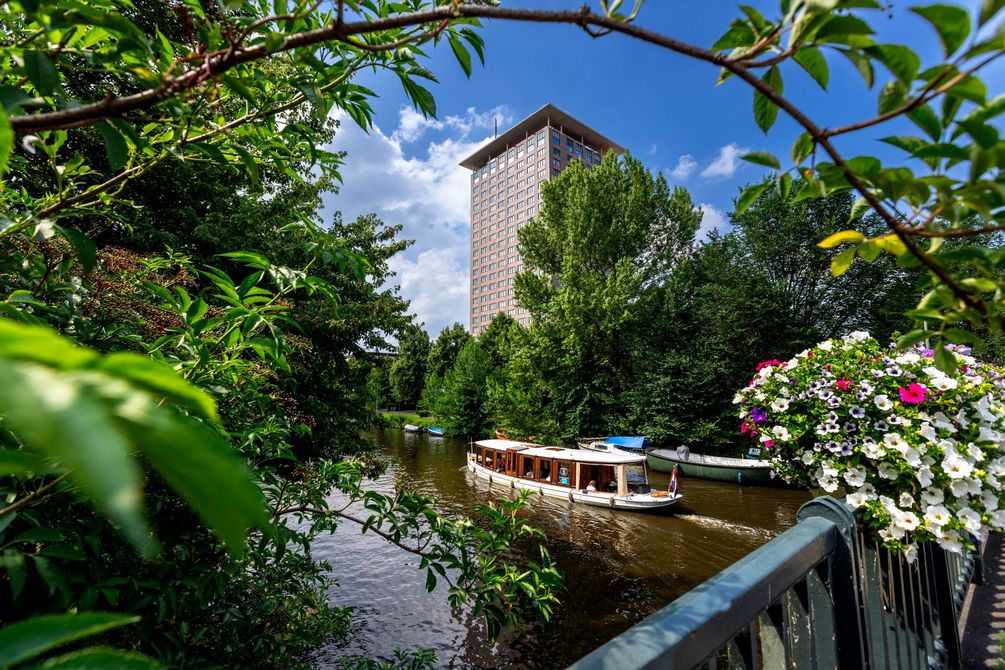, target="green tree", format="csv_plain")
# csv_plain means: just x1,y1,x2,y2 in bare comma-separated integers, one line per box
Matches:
620,182,918,454
389,324,432,407
434,340,493,436
478,312,520,370
507,154,702,441
426,323,473,379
